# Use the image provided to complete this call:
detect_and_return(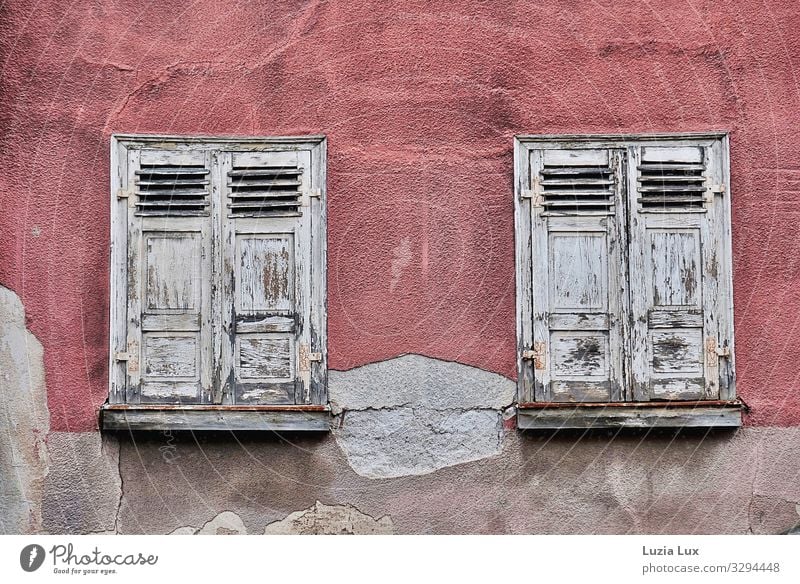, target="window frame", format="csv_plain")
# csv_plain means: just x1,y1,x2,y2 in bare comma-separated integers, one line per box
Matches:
513,133,741,429
102,134,329,432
